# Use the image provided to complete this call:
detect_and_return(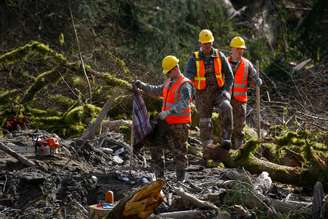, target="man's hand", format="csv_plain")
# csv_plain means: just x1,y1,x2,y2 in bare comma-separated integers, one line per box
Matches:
159,110,170,120
221,90,231,101
256,78,263,87
134,80,146,89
